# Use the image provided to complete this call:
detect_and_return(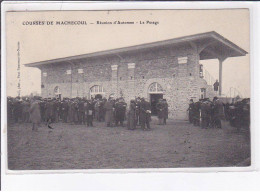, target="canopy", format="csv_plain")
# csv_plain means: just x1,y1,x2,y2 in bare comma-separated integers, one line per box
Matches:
25,31,247,67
